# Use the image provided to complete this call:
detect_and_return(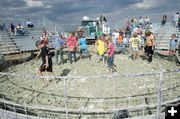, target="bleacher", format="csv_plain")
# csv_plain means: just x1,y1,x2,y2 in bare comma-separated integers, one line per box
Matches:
0,16,65,55
0,31,19,55
155,23,180,50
